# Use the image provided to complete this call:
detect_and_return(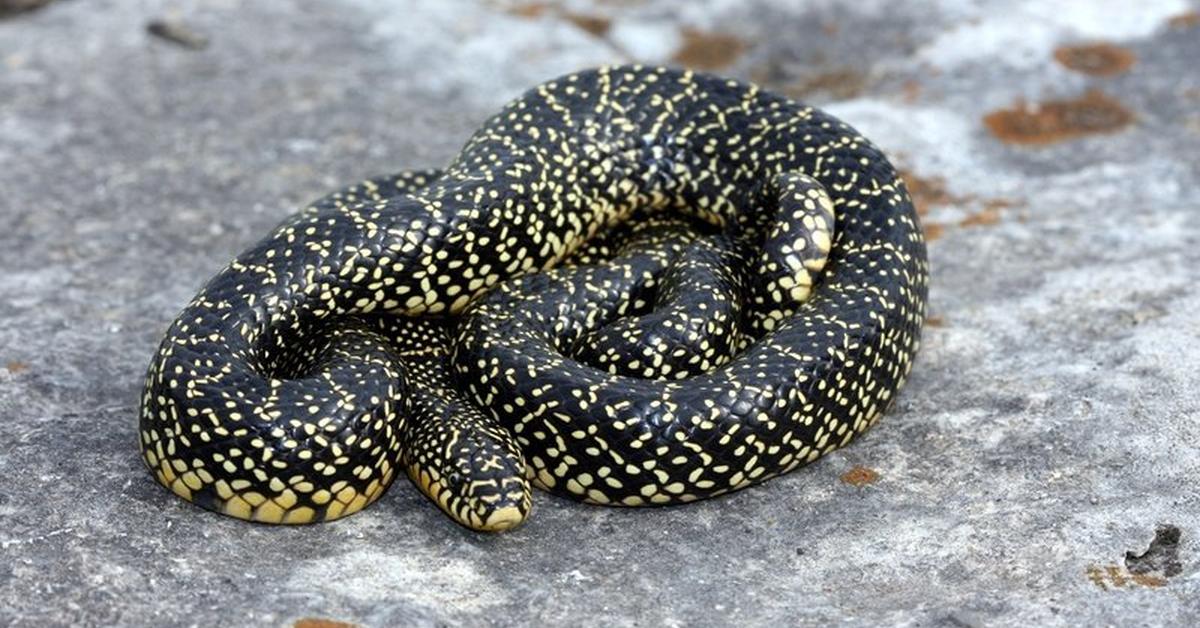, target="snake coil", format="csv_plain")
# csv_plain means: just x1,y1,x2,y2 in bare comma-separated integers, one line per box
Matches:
139,65,928,531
